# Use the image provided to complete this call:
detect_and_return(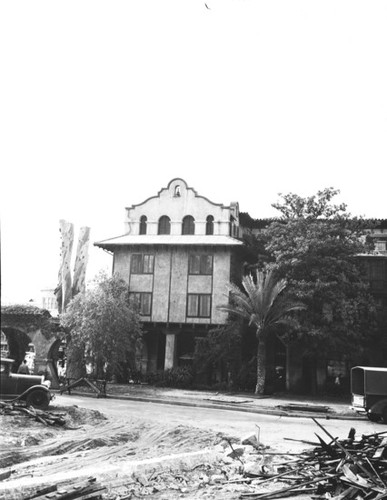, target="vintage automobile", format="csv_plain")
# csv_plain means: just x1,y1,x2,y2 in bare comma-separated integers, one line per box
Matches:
351,366,387,423
0,358,53,410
